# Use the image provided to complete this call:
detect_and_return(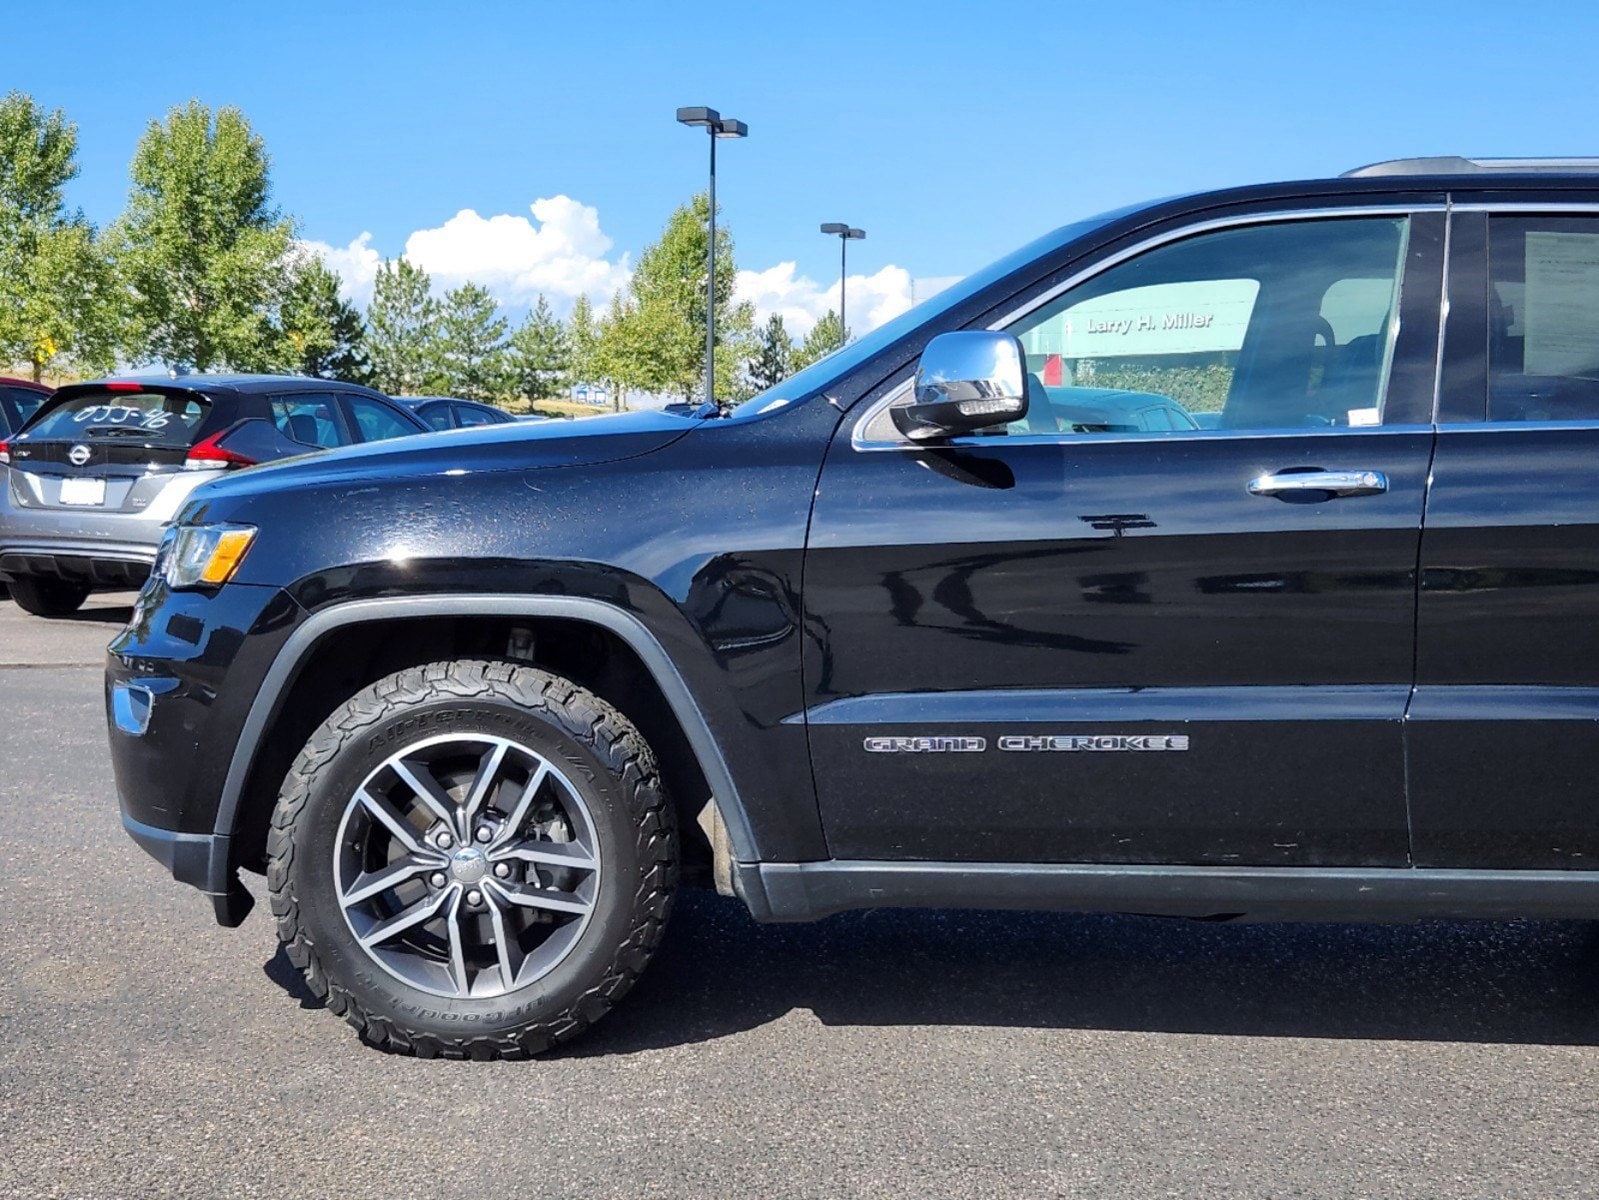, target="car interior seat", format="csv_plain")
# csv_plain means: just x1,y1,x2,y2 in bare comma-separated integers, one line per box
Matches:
1021,372,1062,433
1314,331,1386,422
286,413,320,445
